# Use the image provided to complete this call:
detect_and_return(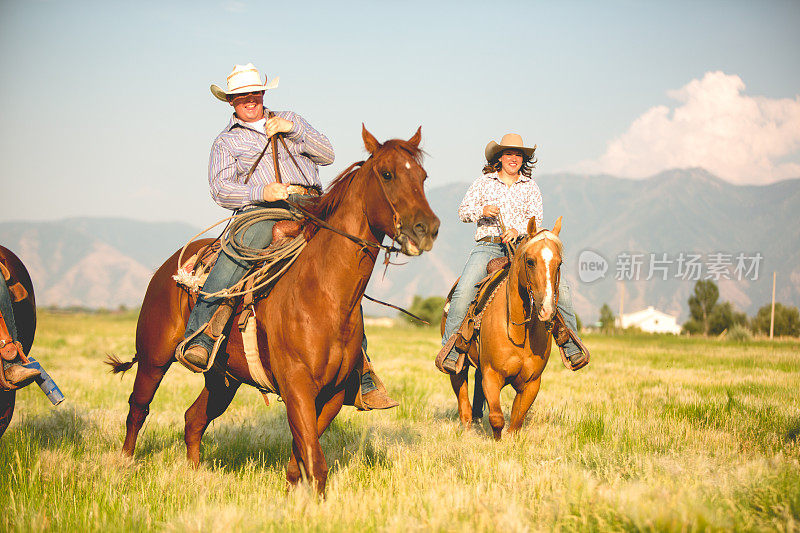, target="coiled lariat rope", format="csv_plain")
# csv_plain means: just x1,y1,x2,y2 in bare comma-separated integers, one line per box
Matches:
175,206,306,300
